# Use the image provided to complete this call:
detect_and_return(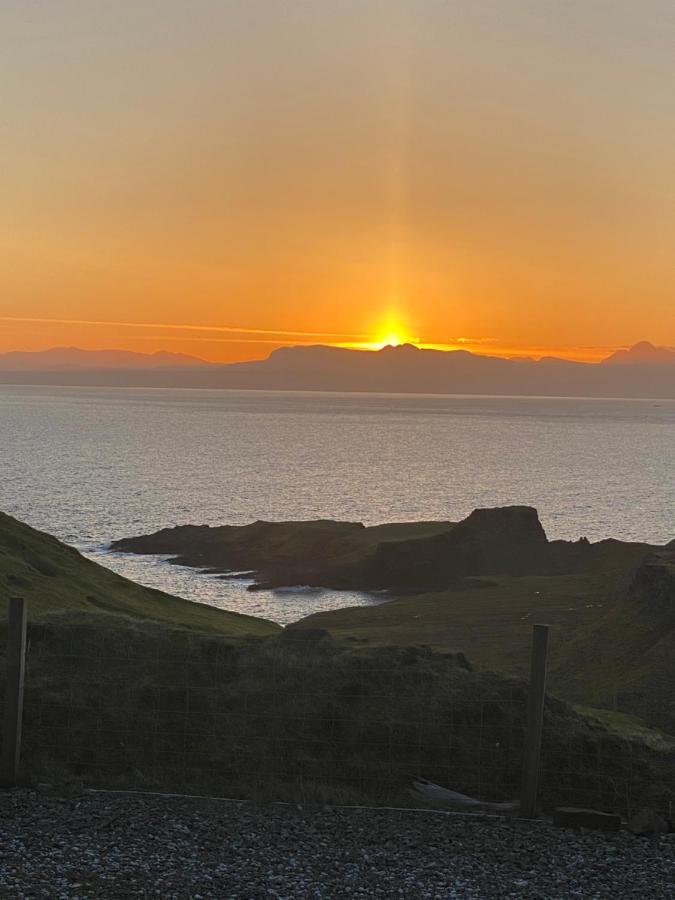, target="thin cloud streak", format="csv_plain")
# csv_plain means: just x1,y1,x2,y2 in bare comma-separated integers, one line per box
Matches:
134,335,336,347
0,316,371,341
0,316,627,360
